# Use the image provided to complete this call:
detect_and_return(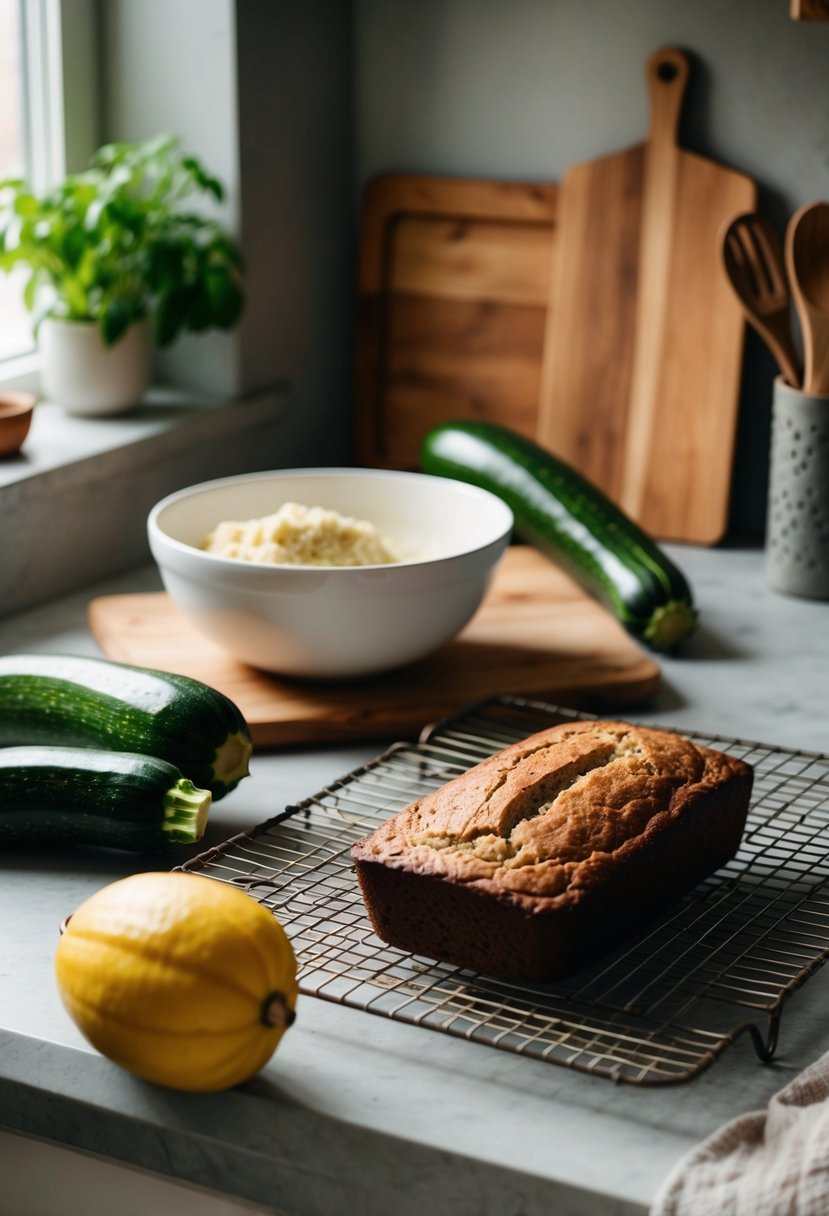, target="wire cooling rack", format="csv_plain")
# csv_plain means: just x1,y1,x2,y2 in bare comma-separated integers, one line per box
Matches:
182,696,829,1086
